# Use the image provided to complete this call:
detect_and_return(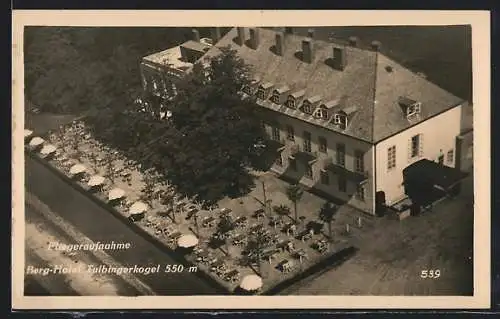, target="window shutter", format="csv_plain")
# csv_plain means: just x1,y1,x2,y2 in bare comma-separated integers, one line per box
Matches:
419,134,424,157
